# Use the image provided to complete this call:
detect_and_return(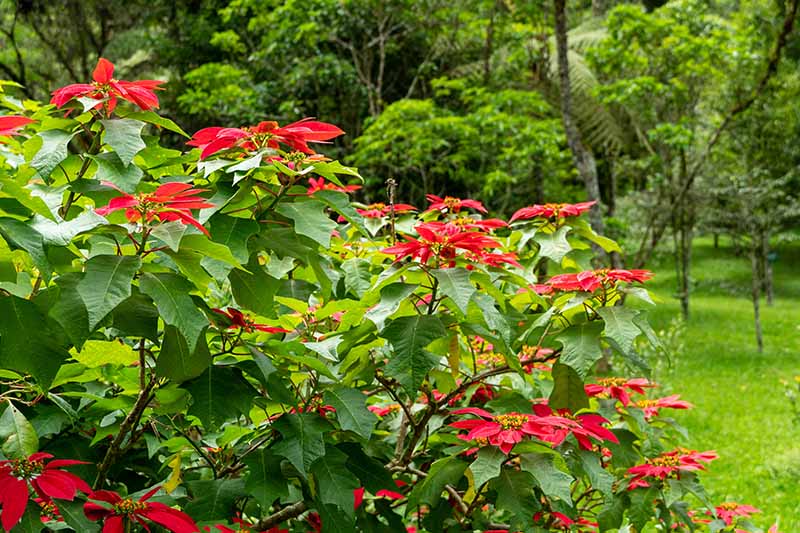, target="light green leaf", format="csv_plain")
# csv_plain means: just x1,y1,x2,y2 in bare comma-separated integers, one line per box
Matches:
342,257,372,298
30,210,107,246
77,255,141,330
0,402,39,458
125,110,190,137
314,190,368,236
0,218,51,278
31,129,75,179
535,225,571,262
72,340,137,368
433,268,475,314
0,178,56,220
101,118,146,166
276,200,337,247
364,282,416,329
598,306,641,355
150,220,187,251
181,234,241,267
92,152,143,192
